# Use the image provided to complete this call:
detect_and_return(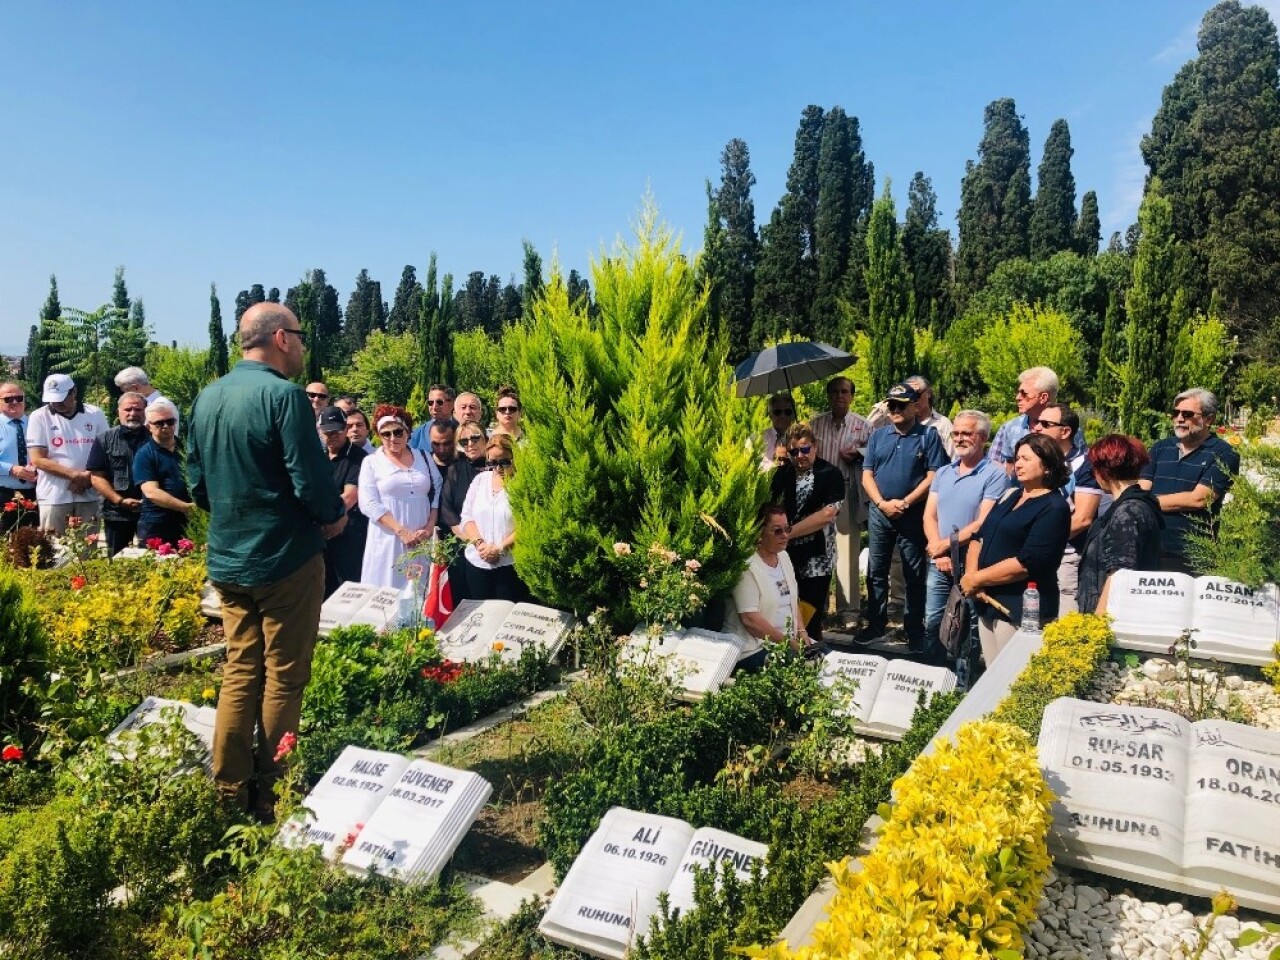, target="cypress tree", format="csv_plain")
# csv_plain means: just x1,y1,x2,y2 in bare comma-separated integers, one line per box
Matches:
1075,190,1102,257
865,183,915,396
1029,119,1078,260
344,269,384,351
1094,288,1125,415
752,106,825,340
901,172,953,330
29,275,61,388
207,283,228,378
41,274,61,325
387,266,422,334
112,266,131,315
1116,187,1186,438
521,241,544,318
956,98,1033,296
701,137,758,361
267,287,280,303
1142,1,1280,354
566,269,593,313
812,109,854,342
